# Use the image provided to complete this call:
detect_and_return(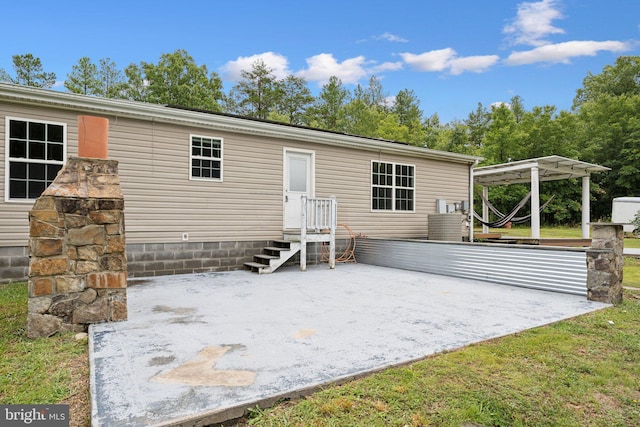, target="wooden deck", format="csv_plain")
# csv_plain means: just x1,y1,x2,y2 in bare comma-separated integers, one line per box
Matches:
475,234,592,247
